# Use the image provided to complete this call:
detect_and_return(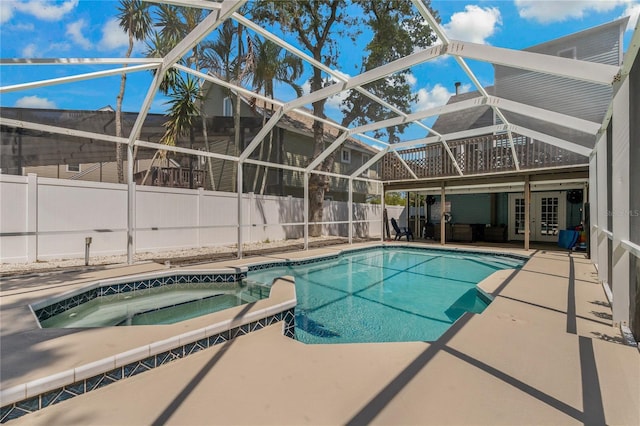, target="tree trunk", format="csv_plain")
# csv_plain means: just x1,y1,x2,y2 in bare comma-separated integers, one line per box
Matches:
201,113,215,191
232,93,241,193
141,150,160,186
253,108,269,193
115,73,126,183
115,32,134,184
307,49,327,237
259,129,273,195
